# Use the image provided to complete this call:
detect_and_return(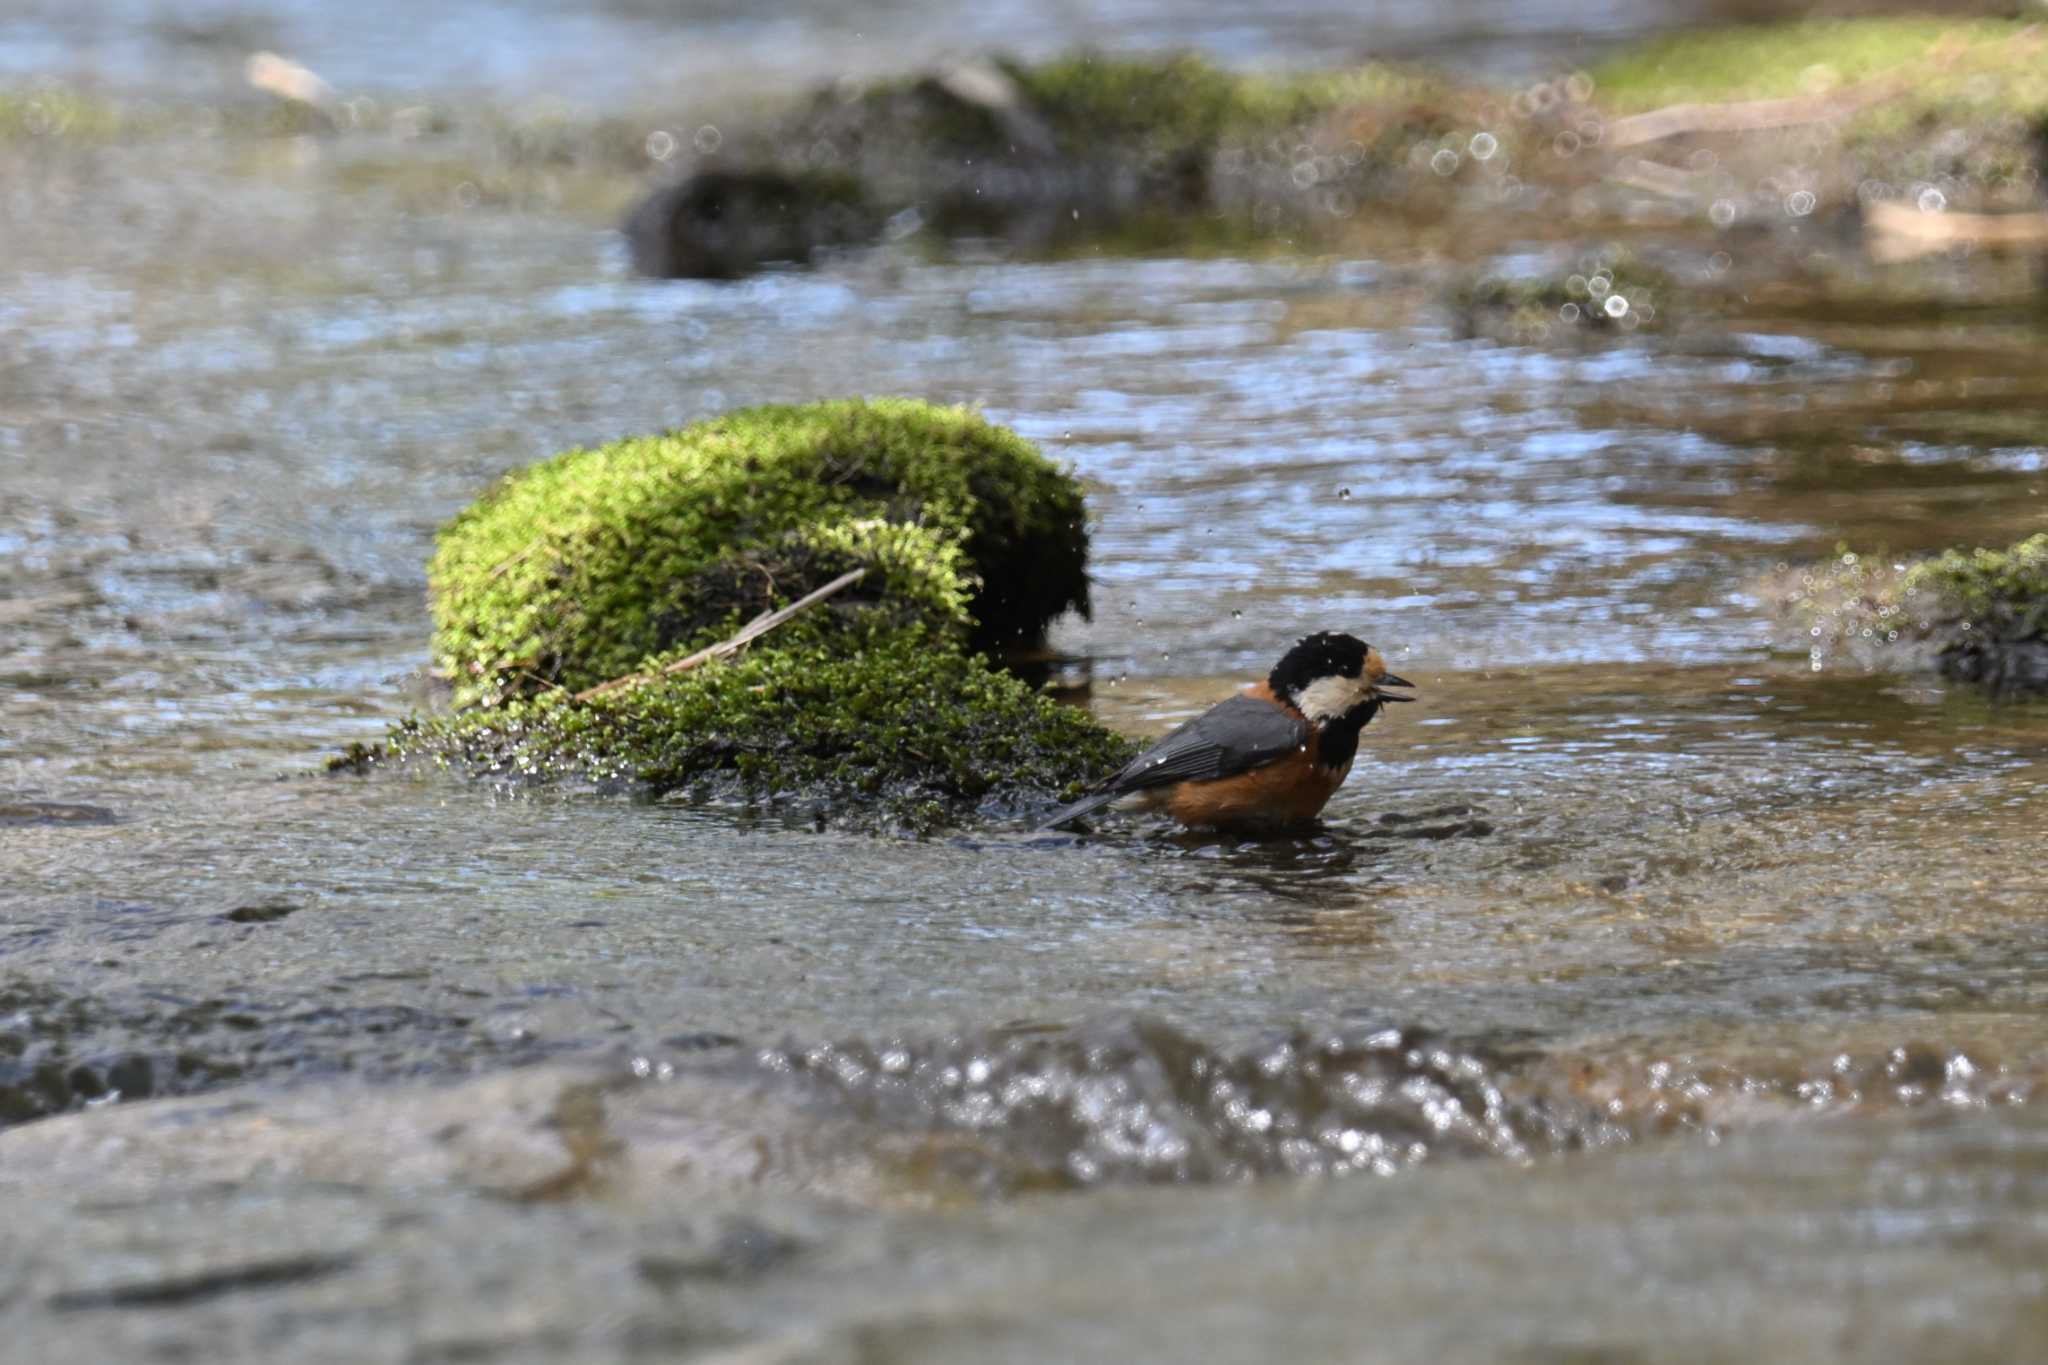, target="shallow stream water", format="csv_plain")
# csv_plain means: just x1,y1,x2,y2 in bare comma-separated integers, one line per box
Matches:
5,5,2048,1359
